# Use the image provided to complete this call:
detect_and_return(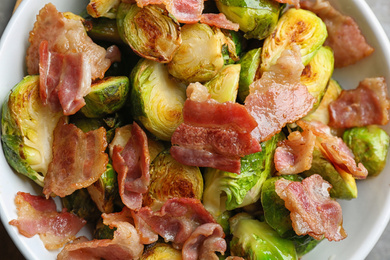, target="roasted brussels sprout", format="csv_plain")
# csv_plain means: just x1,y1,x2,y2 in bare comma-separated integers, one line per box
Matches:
216,0,282,40
167,23,225,83
304,79,342,124
301,46,334,110
293,235,322,257
87,162,118,213
1,75,63,187
94,218,115,239
143,151,203,210
261,8,327,72
204,64,241,103
85,17,123,45
141,243,182,260
87,0,120,19
301,146,357,200
80,76,129,118
261,175,302,238
61,188,101,223
130,59,186,141
343,125,390,176
230,213,298,260
237,47,261,103
117,3,181,63
202,132,284,218
221,29,243,64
